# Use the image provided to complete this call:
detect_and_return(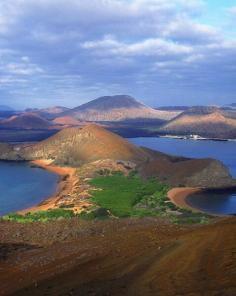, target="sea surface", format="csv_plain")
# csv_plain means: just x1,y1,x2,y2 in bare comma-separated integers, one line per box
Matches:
0,161,59,216
129,137,236,215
